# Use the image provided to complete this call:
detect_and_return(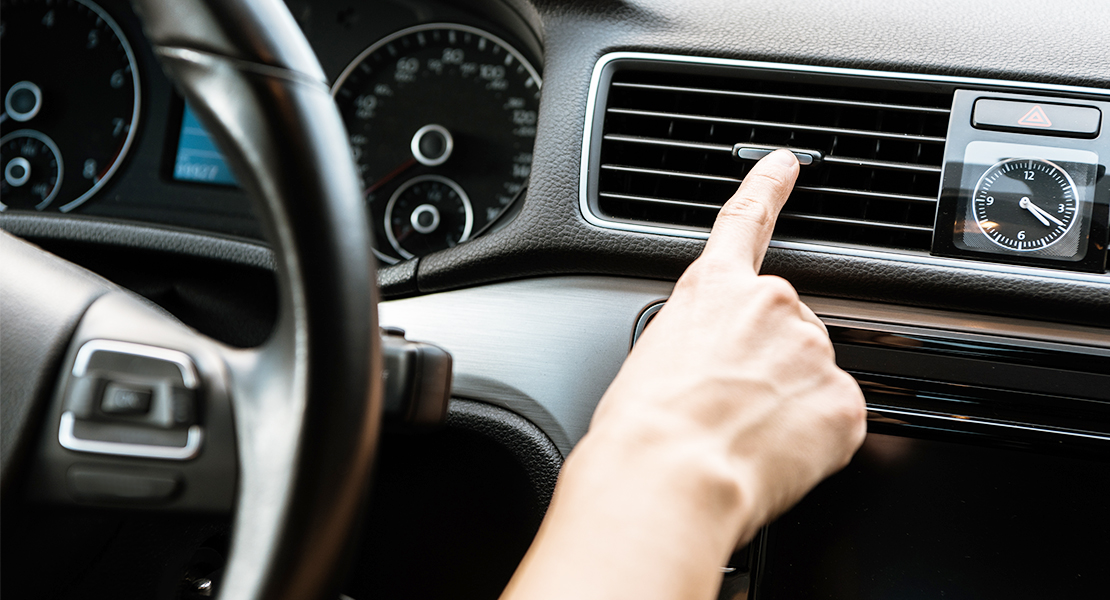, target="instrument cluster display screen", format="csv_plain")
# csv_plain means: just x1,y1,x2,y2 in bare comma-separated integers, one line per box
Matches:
171,102,238,187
